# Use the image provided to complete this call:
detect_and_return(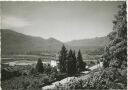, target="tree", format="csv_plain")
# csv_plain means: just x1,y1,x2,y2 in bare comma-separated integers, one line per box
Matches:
66,49,77,75
102,2,127,69
44,64,52,75
58,45,68,73
77,50,85,72
102,46,111,68
30,68,37,75
36,58,44,73
72,50,77,73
